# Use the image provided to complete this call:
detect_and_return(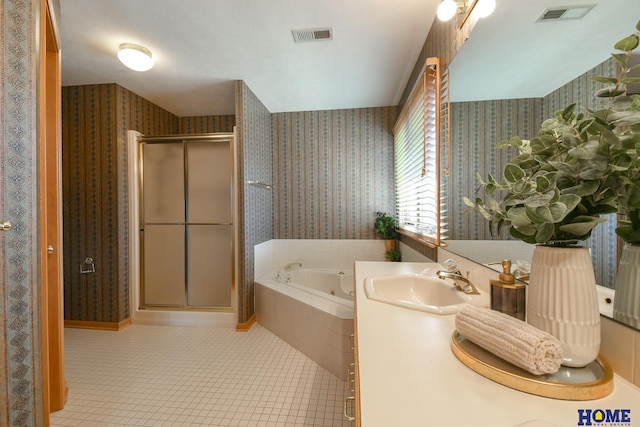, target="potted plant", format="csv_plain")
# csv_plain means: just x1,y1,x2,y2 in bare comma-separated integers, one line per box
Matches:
592,21,640,328
375,212,398,259
463,21,640,367
385,248,402,262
